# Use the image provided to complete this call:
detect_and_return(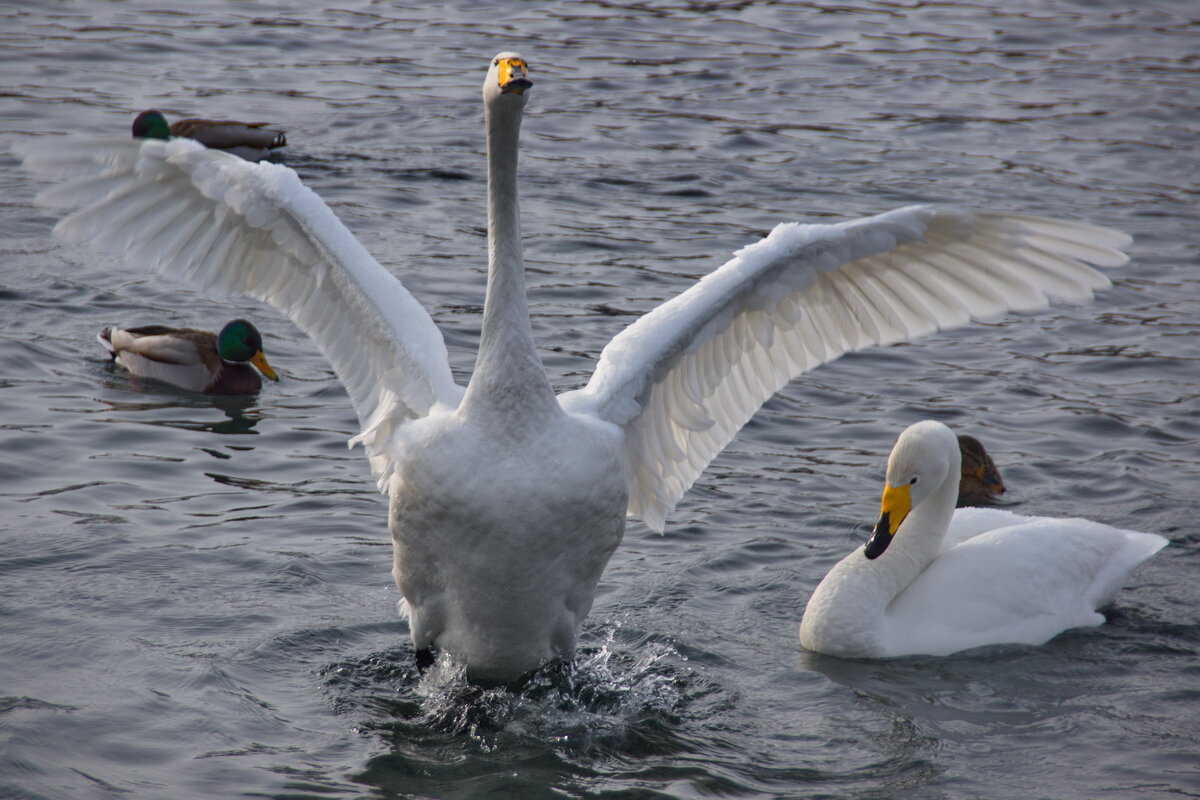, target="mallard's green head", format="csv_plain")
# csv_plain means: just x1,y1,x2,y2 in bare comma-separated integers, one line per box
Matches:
132,110,171,140
217,319,279,381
